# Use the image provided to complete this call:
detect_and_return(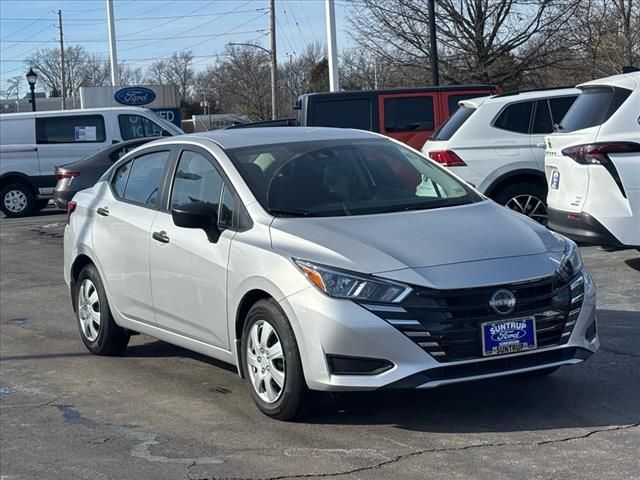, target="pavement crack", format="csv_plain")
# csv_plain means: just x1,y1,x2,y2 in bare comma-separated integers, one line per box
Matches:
187,423,640,480
0,397,58,409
